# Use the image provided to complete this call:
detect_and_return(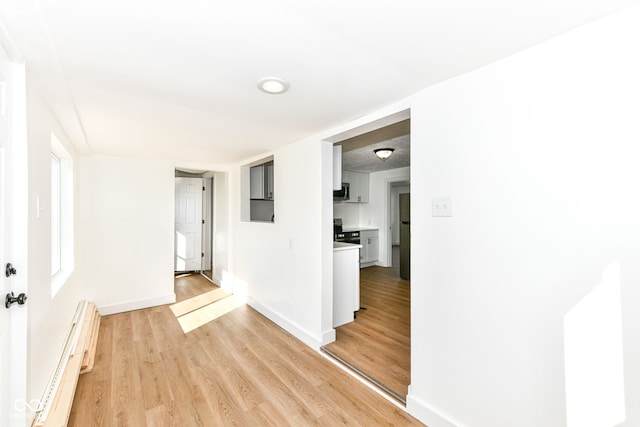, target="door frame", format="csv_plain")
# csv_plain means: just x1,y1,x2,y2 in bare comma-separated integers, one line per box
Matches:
385,179,411,268
173,169,220,284
323,107,410,329
201,175,215,282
